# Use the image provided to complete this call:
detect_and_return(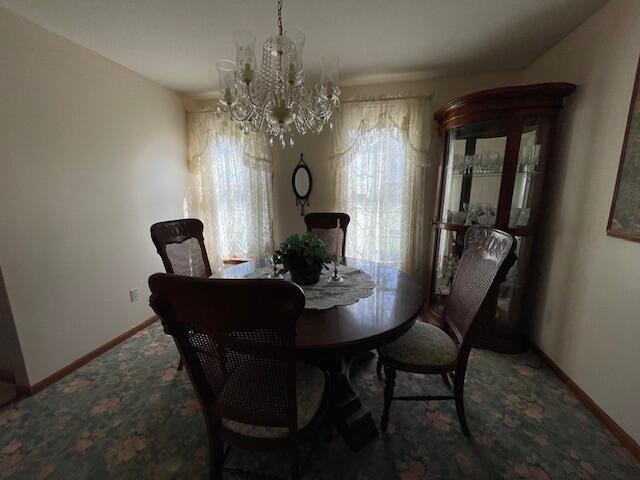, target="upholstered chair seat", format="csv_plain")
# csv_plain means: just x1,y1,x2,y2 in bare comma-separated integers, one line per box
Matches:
380,319,458,368
221,363,327,439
